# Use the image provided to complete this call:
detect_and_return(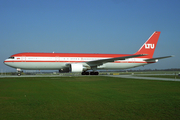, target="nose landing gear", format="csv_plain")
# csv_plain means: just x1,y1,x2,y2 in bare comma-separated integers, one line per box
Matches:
17,68,22,76
17,72,21,76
